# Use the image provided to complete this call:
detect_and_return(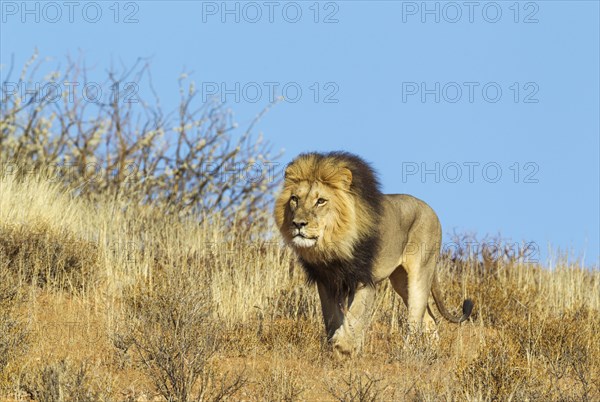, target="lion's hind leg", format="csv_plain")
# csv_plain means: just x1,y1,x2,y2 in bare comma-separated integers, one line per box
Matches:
389,263,437,334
